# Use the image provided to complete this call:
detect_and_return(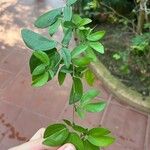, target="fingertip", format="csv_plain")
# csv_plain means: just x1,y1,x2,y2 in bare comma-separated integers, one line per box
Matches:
58,143,76,150
30,128,45,141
